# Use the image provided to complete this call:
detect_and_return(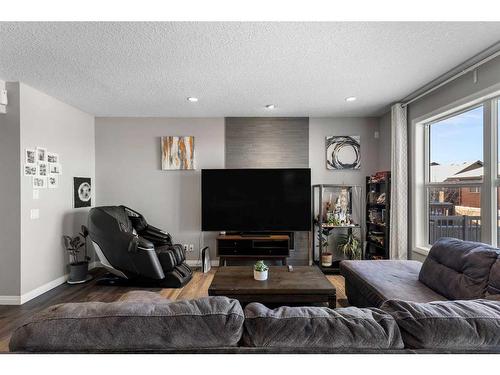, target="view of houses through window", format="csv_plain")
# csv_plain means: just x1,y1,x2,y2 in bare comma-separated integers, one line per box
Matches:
427,106,483,245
